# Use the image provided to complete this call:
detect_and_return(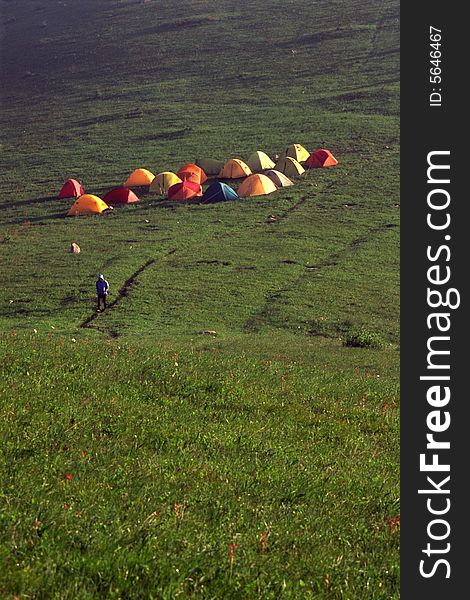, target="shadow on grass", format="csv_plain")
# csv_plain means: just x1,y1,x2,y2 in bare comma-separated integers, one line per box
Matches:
0,306,56,318
6,186,154,210
6,196,58,210
5,212,69,225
